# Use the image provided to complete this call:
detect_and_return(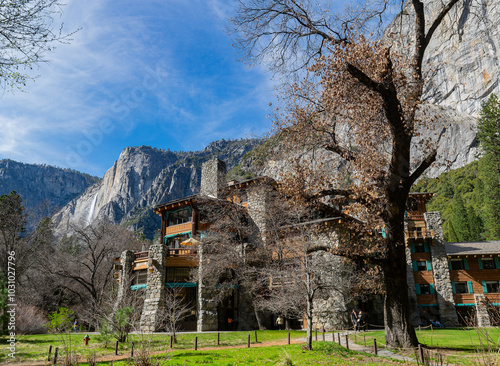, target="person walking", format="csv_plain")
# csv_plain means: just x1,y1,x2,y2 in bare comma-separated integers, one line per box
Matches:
276,315,284,330
351,309,358,331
